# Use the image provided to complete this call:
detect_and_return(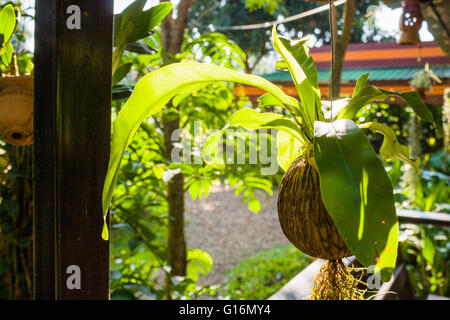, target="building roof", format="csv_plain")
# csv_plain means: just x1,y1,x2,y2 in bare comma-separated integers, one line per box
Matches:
260,41,450,83
242,41,449,104
240,41,450,104
262,65,450,83
307,41,449,69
